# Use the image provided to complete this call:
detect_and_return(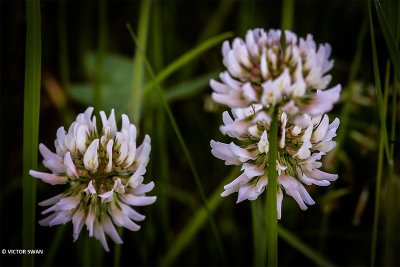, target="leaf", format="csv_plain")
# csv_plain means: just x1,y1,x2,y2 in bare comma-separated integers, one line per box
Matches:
68,52,134,112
